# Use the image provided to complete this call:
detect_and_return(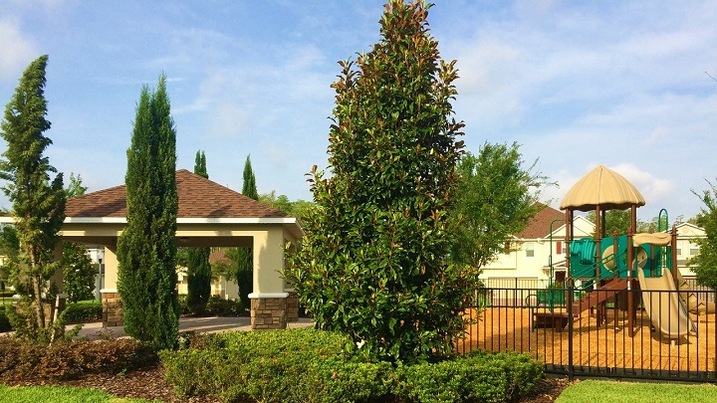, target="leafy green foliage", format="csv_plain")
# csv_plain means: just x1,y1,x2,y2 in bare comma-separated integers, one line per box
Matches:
61,242,95,303
0,55,66,336
692,179,717,289
65,173,88,198
116,74,178,349
394,350,543,403
285,0,467,363
58,300,102,324
161,329,543,403
259,191,318,223
586,209,657,236
204,295,243,317
449,143,549,271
